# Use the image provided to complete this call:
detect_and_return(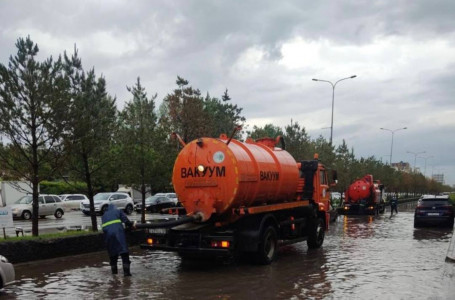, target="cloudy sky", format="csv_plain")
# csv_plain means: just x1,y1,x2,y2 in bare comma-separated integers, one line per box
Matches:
1,0,454,185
